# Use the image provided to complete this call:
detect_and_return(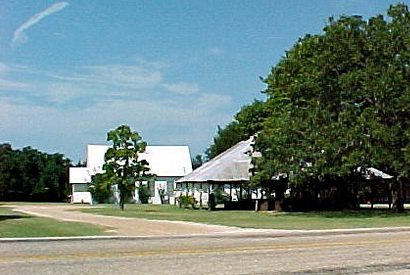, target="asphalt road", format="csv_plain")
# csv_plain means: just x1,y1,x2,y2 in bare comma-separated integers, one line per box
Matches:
1,231,410,274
